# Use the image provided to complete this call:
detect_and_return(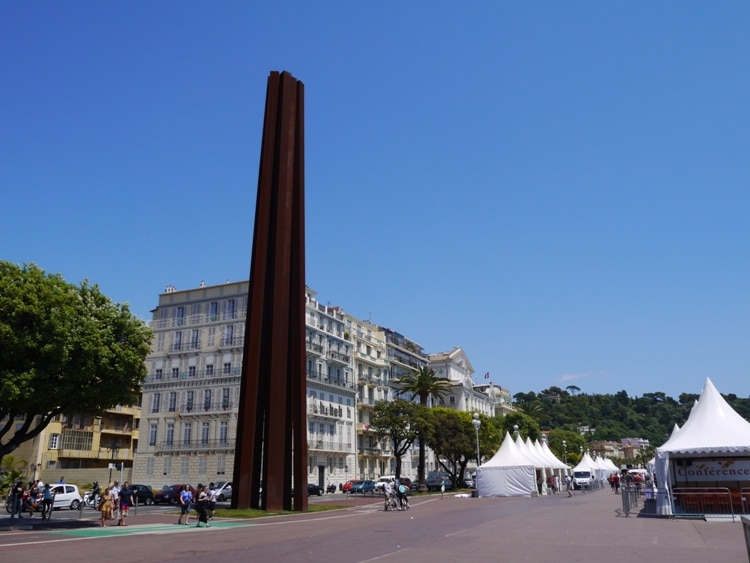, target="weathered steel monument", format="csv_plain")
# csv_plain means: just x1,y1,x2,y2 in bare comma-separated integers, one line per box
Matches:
232,71,307,512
